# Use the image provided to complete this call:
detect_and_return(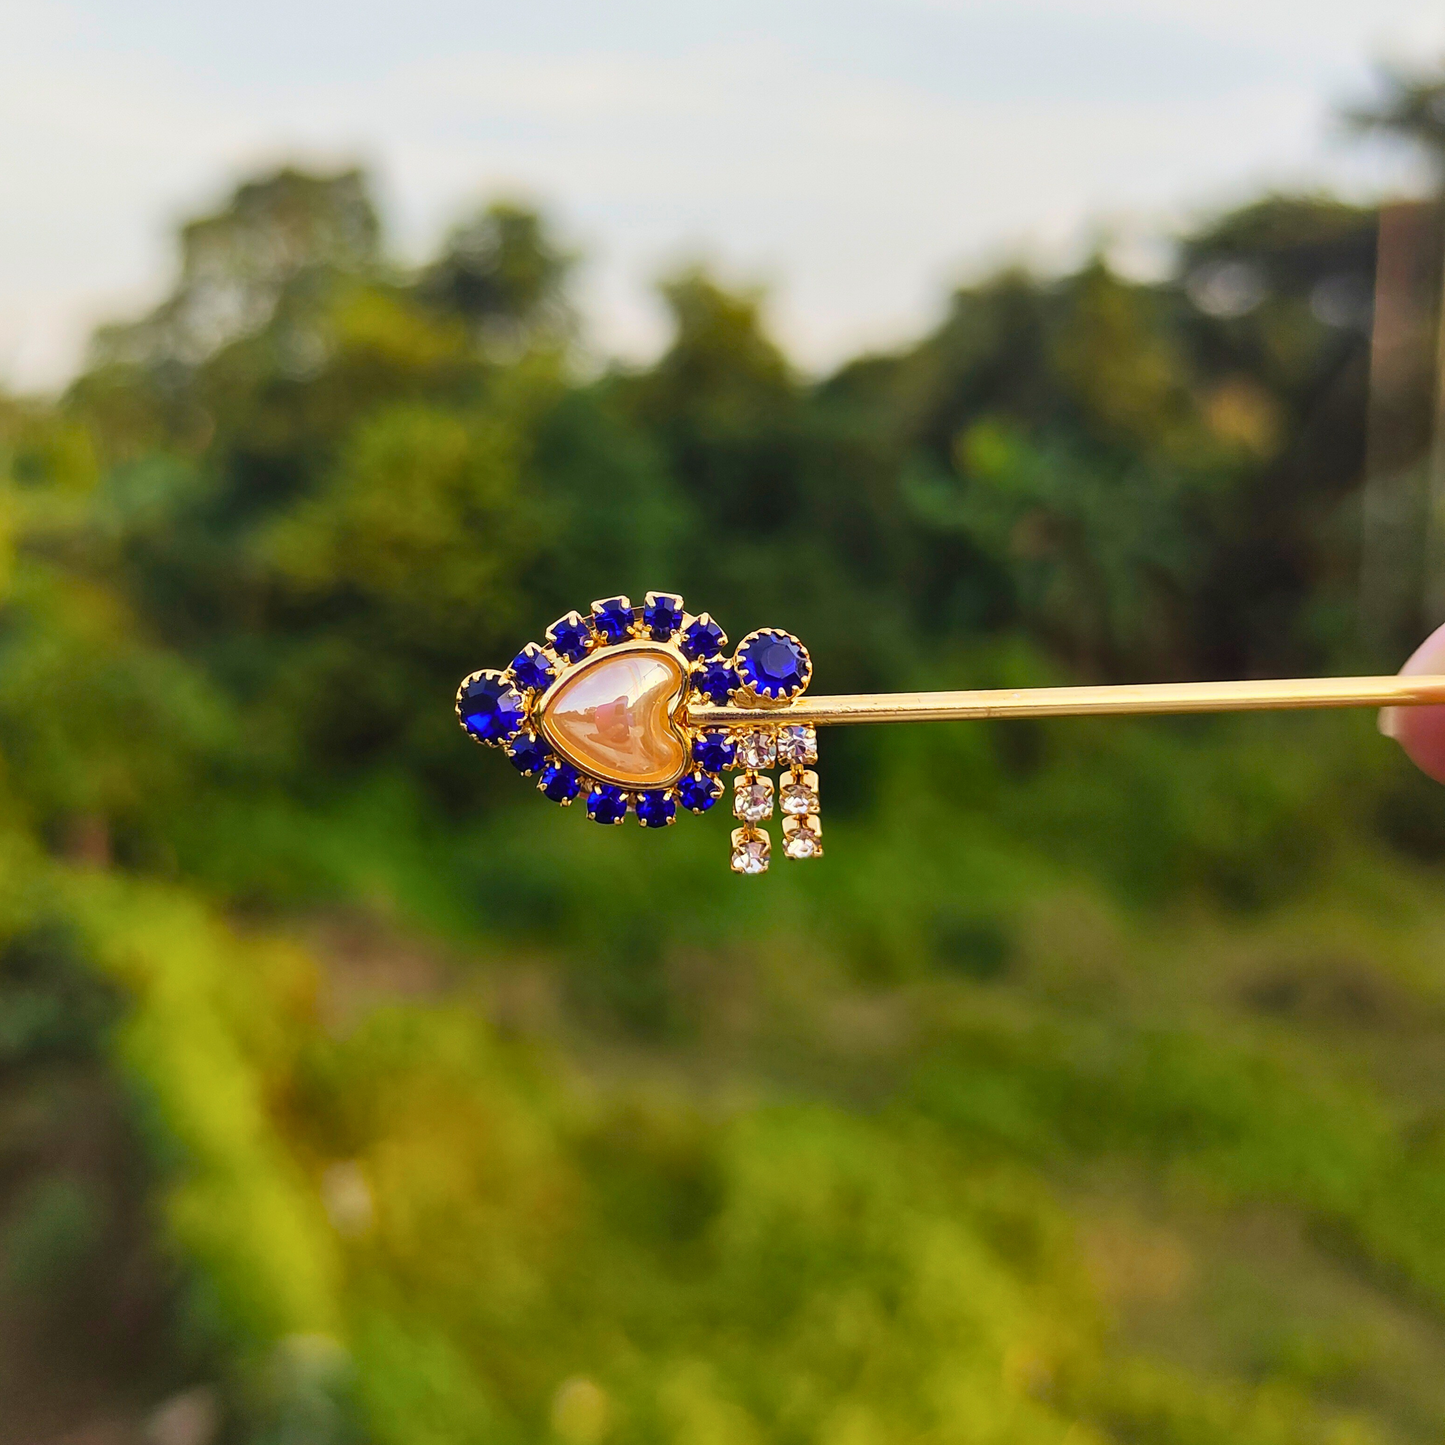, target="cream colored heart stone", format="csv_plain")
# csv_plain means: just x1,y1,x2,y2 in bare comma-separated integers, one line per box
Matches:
538,641,691,789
